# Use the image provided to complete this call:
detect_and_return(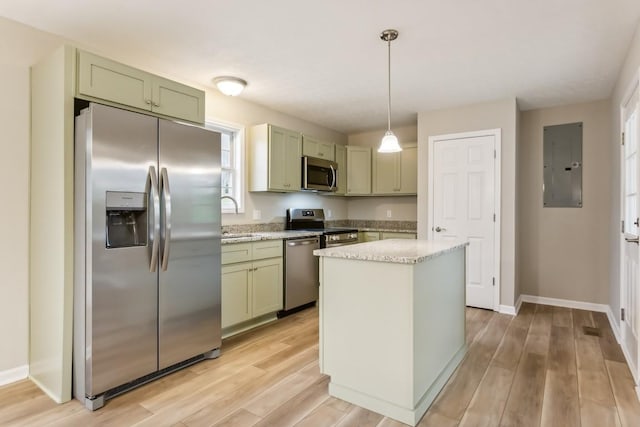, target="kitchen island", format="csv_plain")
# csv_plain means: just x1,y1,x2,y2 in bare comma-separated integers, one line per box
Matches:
314,239,468,426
